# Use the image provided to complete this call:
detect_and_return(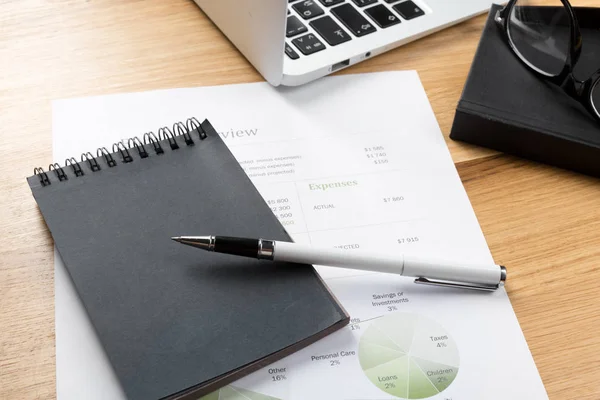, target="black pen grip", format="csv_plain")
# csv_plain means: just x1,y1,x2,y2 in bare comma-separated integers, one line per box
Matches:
213,236,259,258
